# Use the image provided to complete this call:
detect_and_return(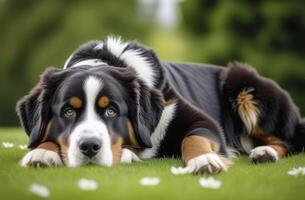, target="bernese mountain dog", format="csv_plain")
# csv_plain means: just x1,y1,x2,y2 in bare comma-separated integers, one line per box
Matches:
16,36,305,173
